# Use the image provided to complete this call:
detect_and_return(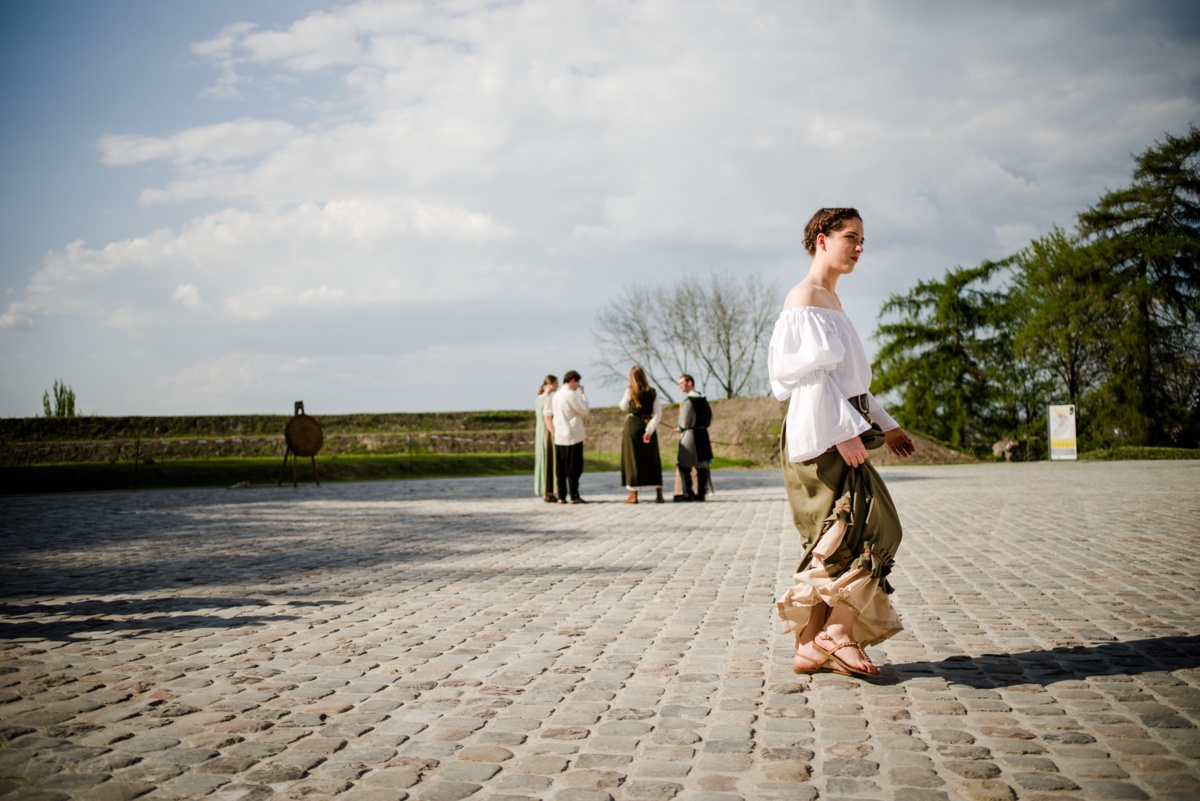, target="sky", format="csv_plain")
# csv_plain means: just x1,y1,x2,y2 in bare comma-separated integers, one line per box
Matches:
1,0,1198,417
